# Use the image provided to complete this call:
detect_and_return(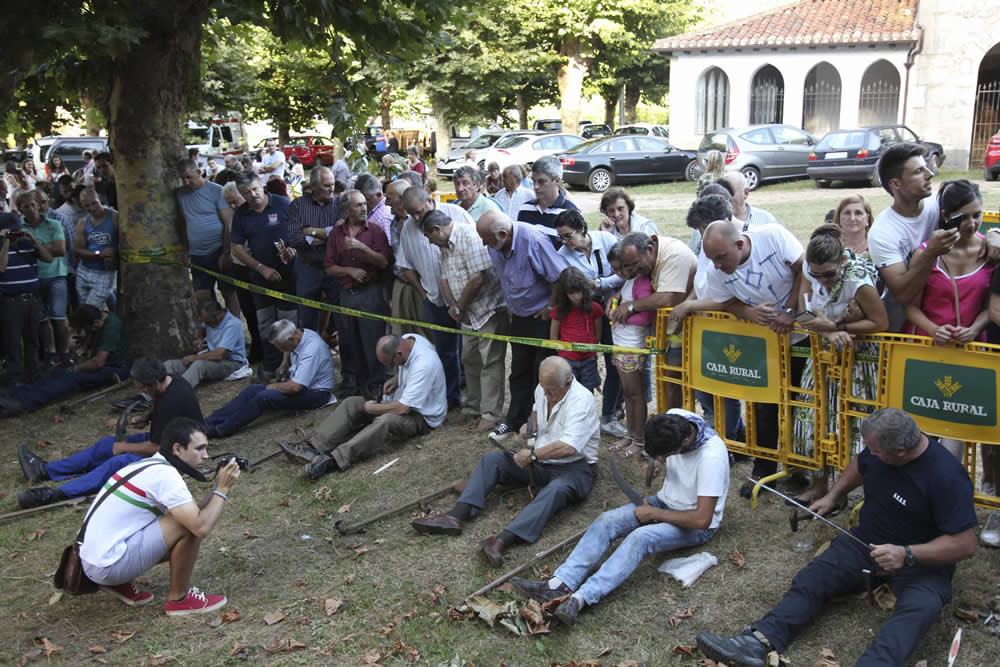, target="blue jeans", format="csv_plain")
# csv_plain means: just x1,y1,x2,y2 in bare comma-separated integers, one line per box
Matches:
567,357,600,392
554,496,716,606
190,248,235,297
293,260,341,333
423,299,461,404
204,384,331,436
8,366,129,412
696,391,745,440
47,433,148,498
